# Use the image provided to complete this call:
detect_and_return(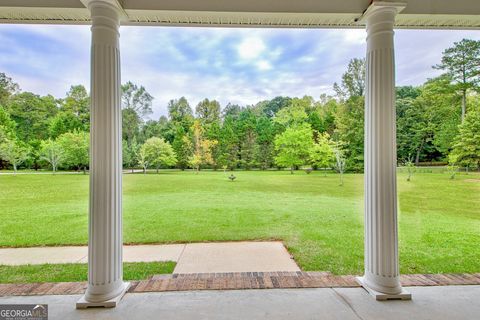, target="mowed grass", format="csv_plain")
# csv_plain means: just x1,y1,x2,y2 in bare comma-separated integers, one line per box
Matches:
0,262,175,283
0,170,479,275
